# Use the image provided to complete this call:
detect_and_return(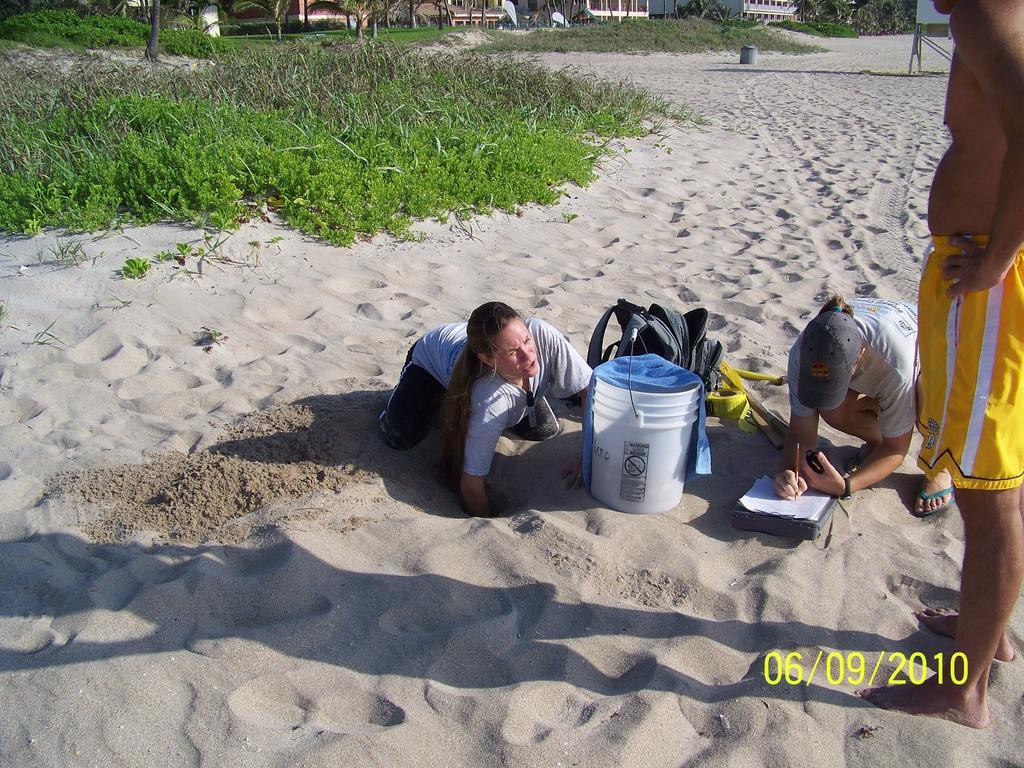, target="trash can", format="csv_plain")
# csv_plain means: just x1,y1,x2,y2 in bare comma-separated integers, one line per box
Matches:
740,45,758,65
